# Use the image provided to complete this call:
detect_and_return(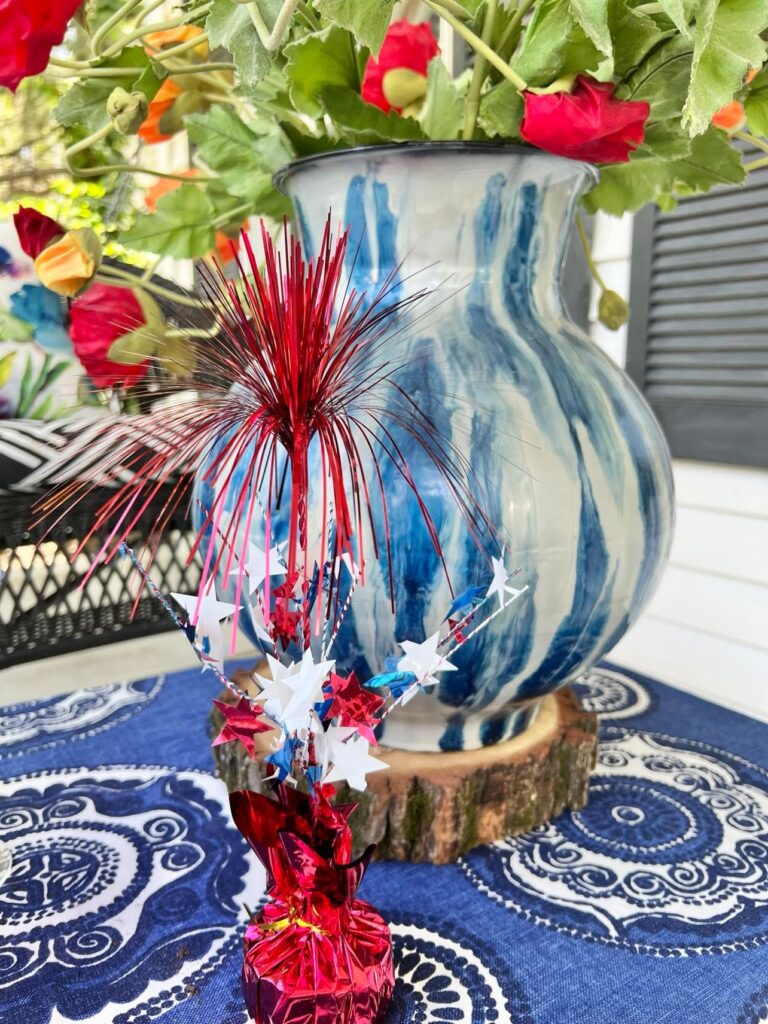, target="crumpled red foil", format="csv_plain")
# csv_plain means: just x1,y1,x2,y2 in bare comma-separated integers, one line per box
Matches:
230,785,394,1024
